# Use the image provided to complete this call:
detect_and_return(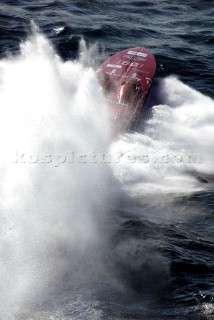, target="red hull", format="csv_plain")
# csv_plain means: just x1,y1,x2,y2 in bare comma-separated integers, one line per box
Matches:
97,47,156,132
